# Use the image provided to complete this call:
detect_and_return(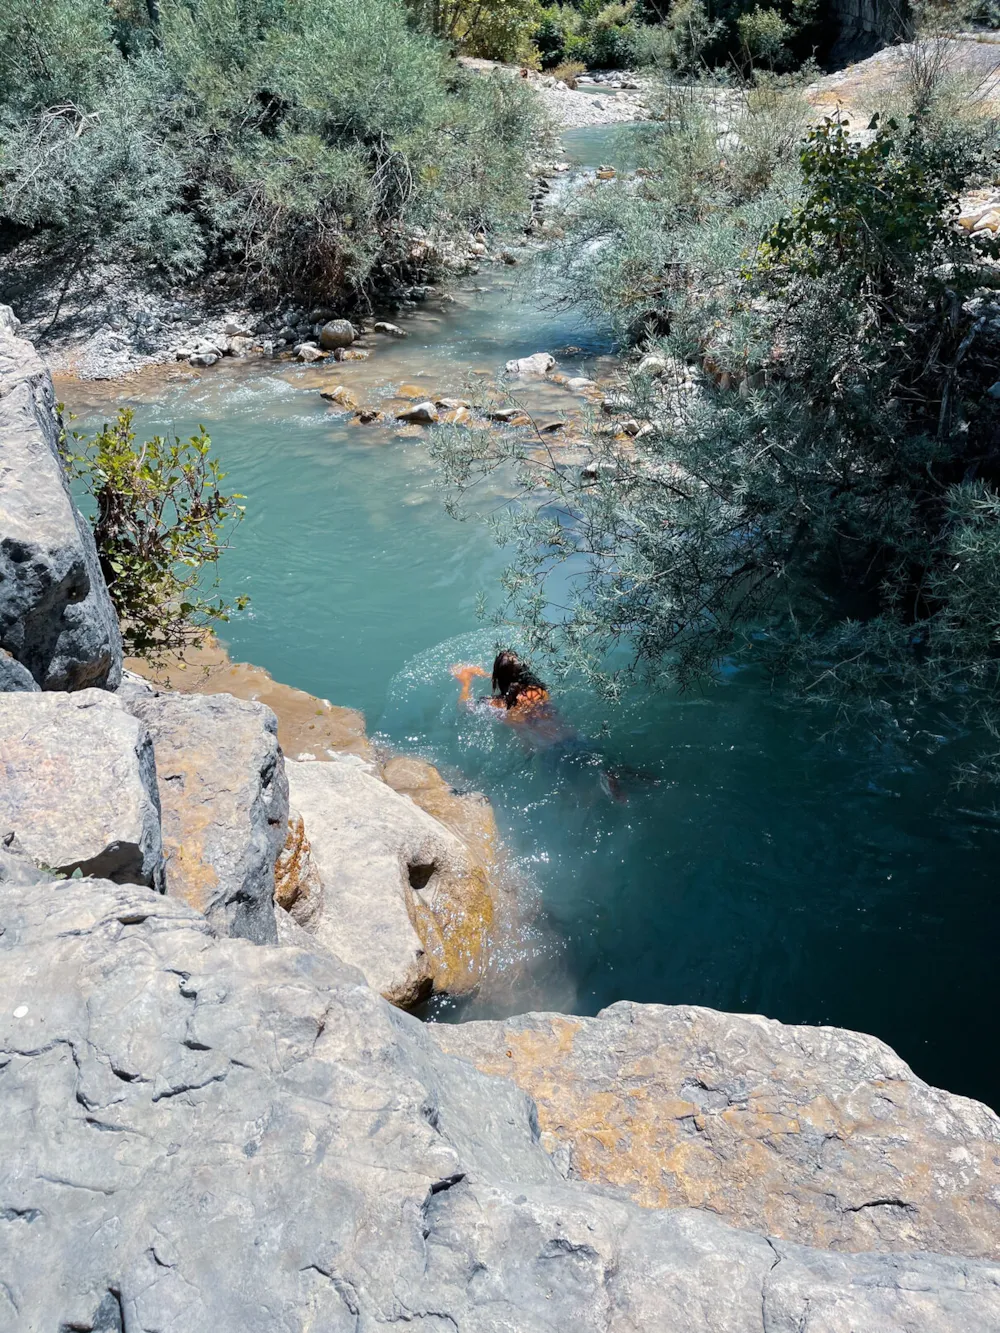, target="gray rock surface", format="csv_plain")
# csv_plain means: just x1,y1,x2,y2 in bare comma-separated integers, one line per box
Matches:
432,1002,1000,1260
0,690,162,887
285,755,494,1008
120,688,288,945
0,304,123,690
1,873,999,1332
0,648,38,691
318,318,356,350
